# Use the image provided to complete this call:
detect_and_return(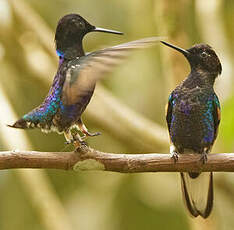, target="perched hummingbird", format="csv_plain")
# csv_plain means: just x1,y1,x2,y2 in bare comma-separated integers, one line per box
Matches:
9,14,160,144
161,41,222,218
